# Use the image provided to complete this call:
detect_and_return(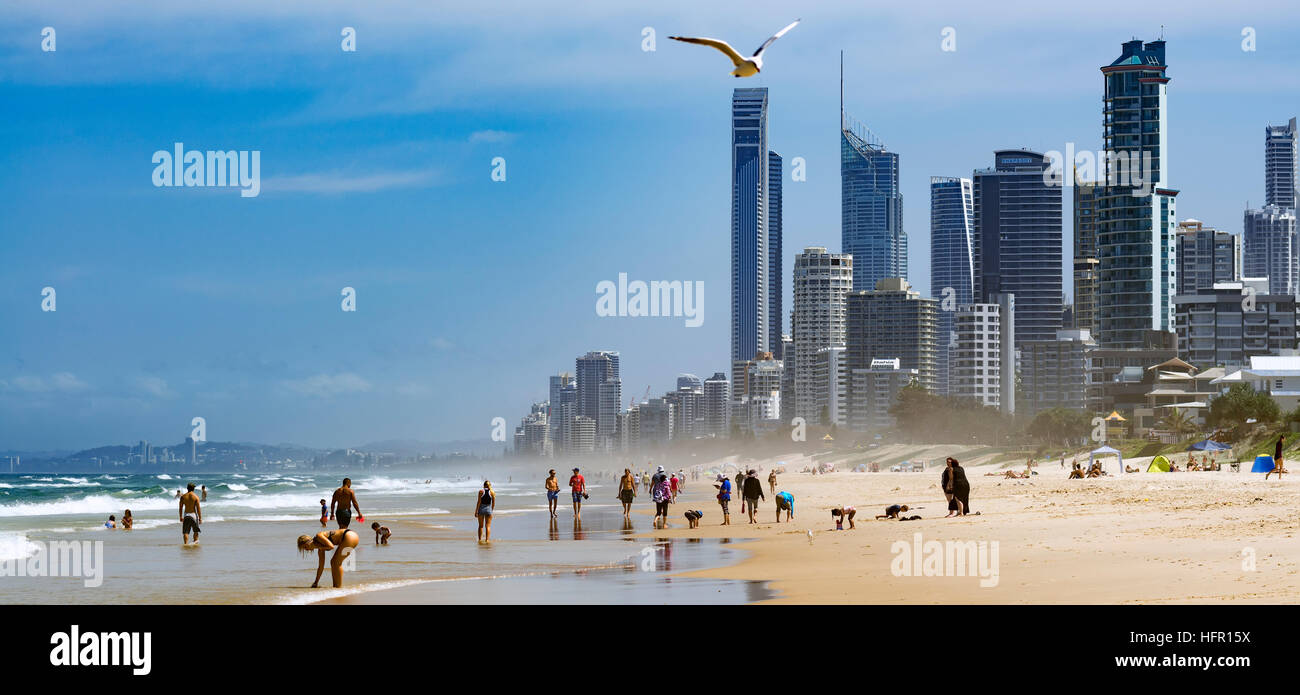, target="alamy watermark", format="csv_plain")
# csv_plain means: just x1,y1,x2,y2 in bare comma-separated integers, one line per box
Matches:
596,273,703,327
1,539,104,587
890,532,999,587
152,143,260,198
1044,143,1154,196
